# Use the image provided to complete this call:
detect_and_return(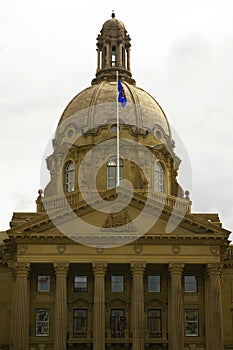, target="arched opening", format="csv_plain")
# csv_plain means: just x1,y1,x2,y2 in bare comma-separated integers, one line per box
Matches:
111,46,116,67
64,161,75,193
155,162,166,193
122,47,125,68
107,157,123,189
